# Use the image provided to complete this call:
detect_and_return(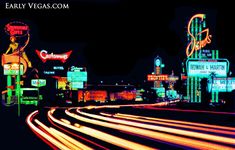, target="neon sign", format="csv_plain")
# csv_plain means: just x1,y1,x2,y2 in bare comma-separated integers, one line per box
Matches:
187,59,229,77
186,14,212,57
208,78,235,92
31,79,46,87
5,21,29,37
147,74,168,81
4,64,23,75
35,49,72,63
